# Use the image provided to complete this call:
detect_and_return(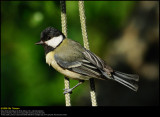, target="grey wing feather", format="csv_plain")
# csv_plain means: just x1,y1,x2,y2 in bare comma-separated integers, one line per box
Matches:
83,50,105,69
54,54,82,69
83,49,114,75
72,66,102,78
54,52,104,79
